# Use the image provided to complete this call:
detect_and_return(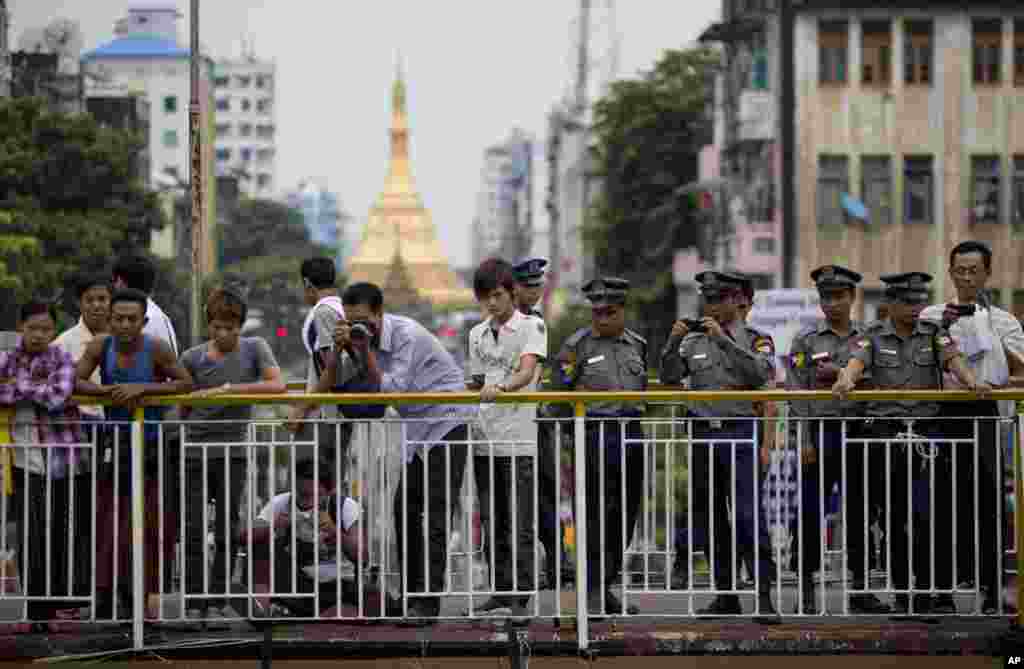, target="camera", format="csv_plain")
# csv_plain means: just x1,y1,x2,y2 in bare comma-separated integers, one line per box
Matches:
350,321,375,340
947,303,976,318
683,318,707,334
